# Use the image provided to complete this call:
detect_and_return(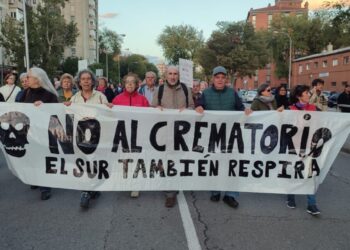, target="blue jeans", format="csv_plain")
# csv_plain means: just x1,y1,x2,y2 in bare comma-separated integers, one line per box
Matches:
212,191,239,198
287,194,316,206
